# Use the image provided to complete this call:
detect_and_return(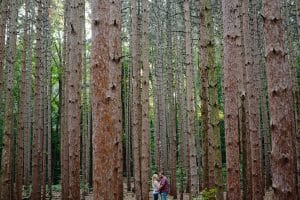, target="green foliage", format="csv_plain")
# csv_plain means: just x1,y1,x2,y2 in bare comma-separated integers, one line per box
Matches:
202,188,217,200
193,188,217,200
